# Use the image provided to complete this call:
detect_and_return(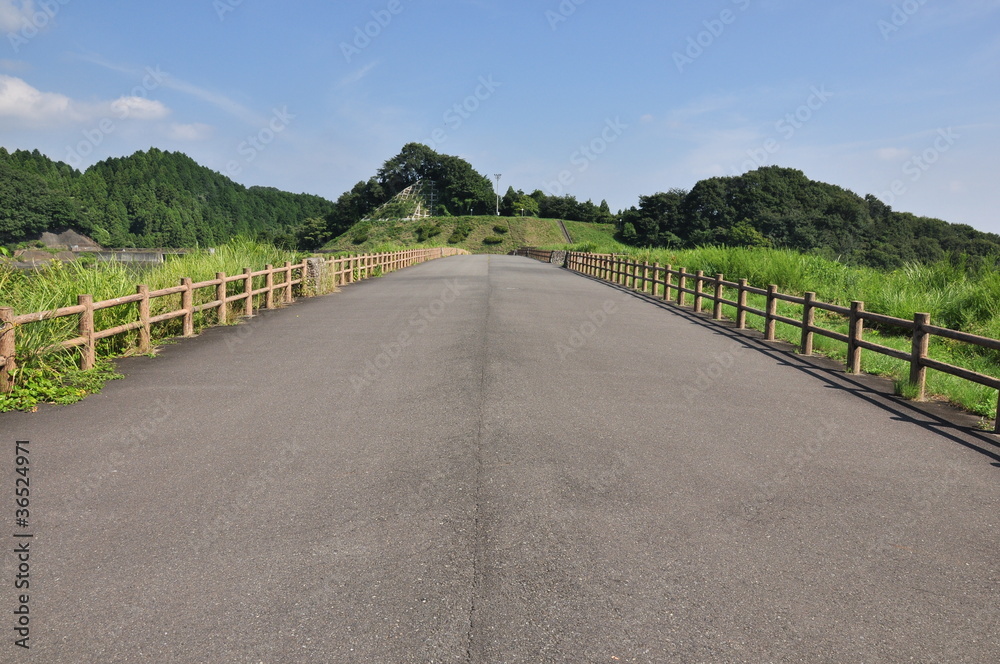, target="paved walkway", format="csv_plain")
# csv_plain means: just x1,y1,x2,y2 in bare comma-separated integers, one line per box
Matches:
2,255,998,662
